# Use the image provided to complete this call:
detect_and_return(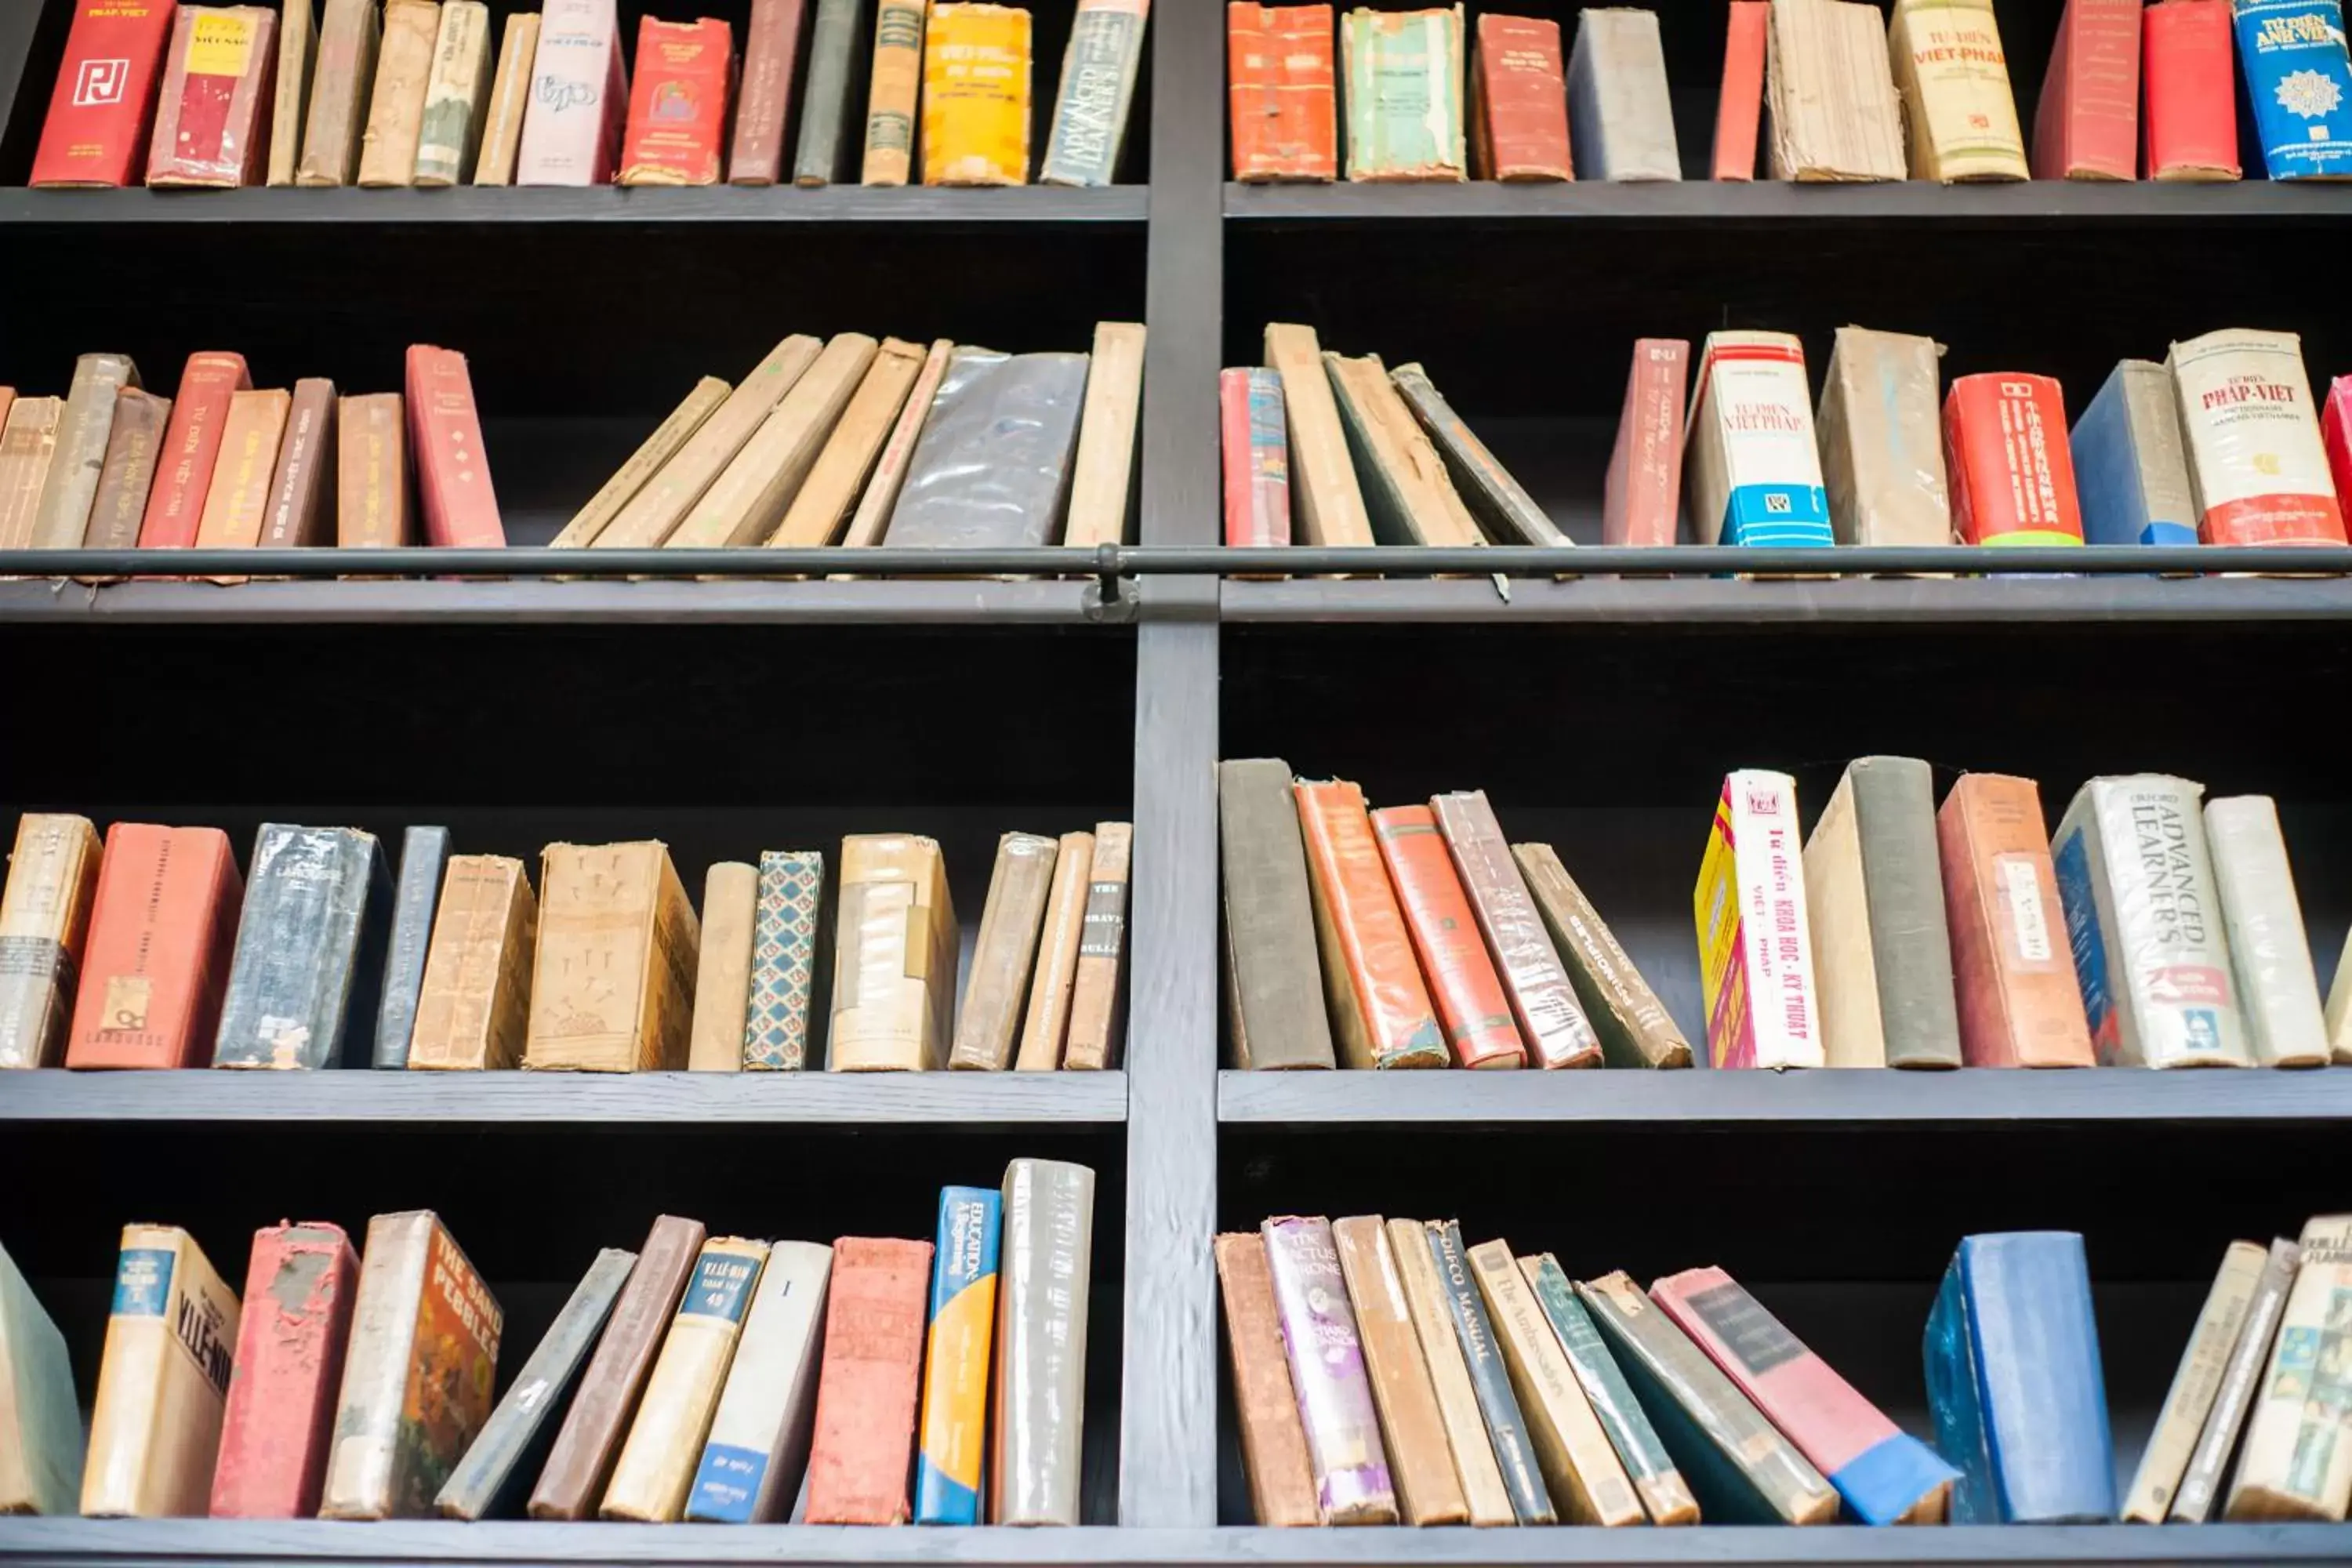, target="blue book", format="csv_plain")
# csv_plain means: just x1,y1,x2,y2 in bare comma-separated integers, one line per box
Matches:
913,1186,1002,1524
2231,0,2352,178
1924,1232,2116,1523
2072,362,2201,548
